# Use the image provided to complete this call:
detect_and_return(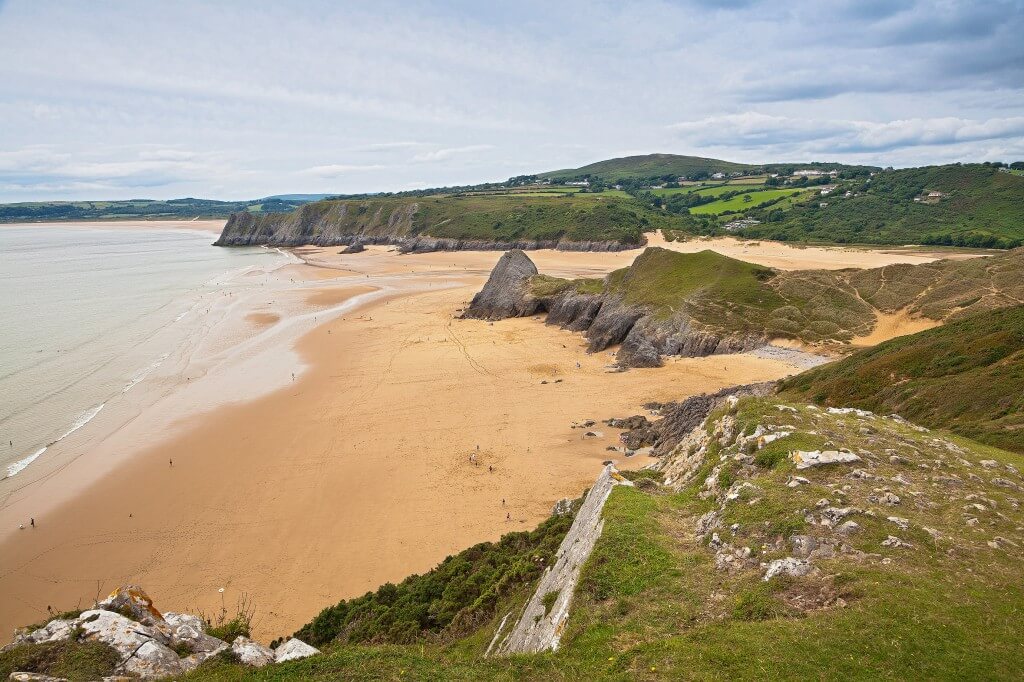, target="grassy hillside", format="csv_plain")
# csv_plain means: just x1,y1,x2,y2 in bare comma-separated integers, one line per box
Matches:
218,194,683,246
0,197,312,222
781,305,1024,453
540,154,756,182
176,397,1024,680
741,164,1024,248
412,194,674,244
